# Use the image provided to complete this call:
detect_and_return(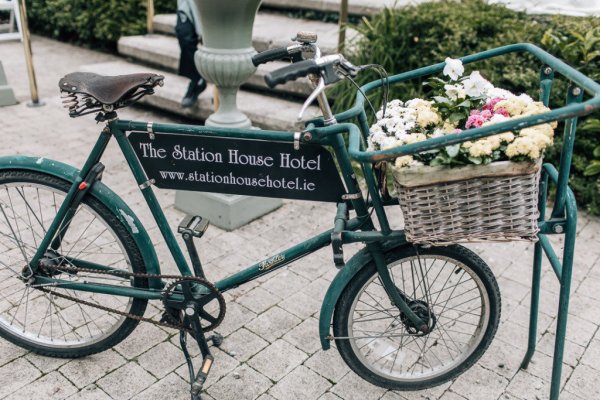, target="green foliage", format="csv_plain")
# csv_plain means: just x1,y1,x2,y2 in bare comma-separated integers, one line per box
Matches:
26,0,176,51
333,0,600,214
